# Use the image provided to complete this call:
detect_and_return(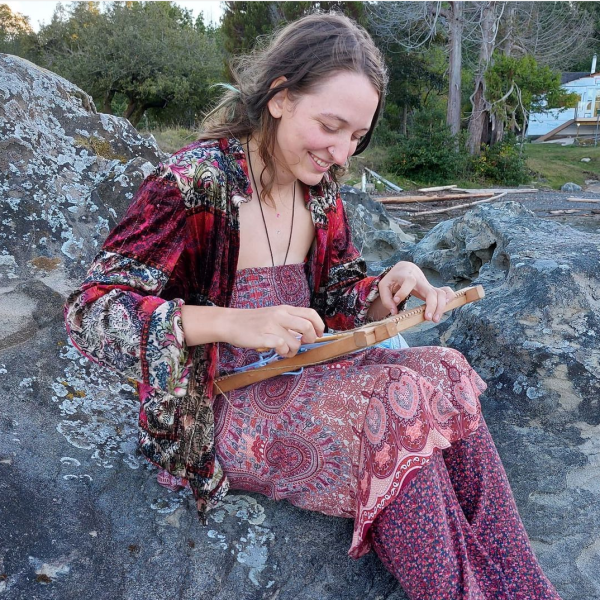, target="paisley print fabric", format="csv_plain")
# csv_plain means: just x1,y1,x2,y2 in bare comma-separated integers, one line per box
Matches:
214,264,486,558
64,137,389,522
